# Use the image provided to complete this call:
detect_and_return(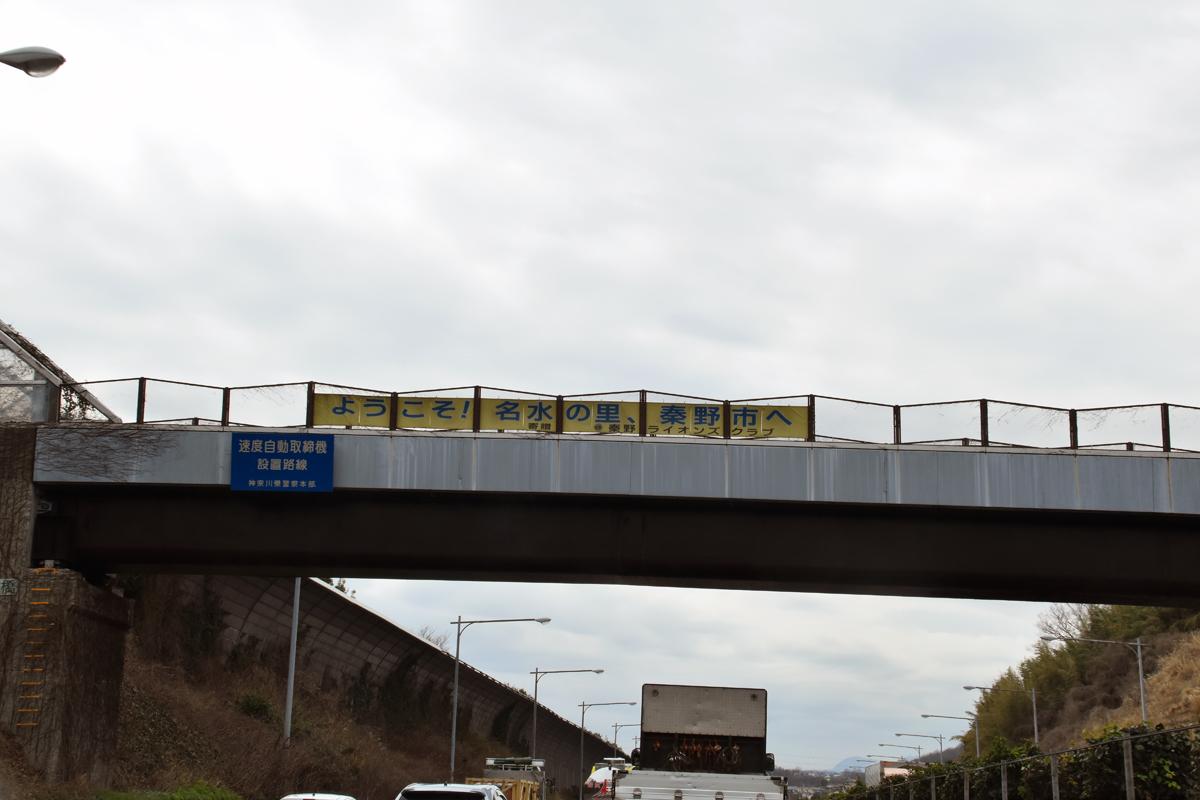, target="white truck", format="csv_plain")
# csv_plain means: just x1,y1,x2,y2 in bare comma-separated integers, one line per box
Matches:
614,685,786,800
863,761,910,788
